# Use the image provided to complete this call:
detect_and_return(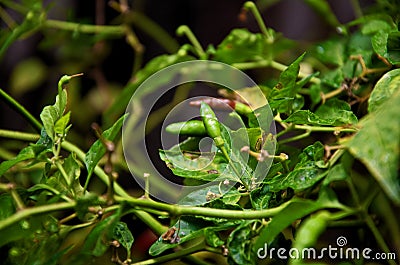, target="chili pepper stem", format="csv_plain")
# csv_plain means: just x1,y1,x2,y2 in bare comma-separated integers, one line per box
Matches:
176,25,205,59
243,1,273,43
